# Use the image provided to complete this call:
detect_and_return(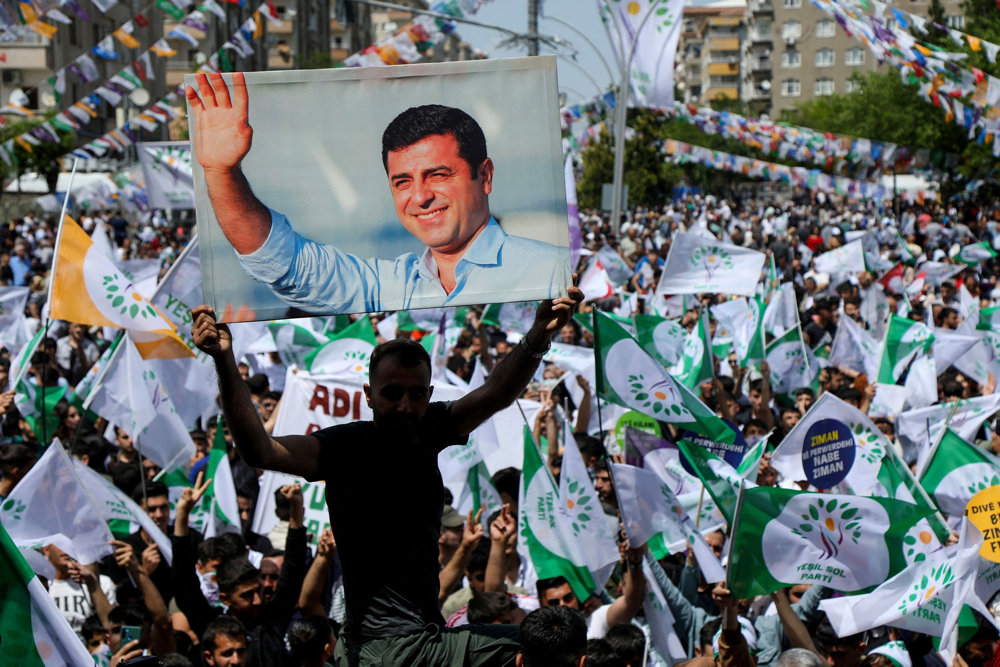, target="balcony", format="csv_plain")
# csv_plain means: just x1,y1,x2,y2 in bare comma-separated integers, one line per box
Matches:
709,37,740,51
751,56,771,71
751,0,774,13
708,61,739,76
750,29,772,43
